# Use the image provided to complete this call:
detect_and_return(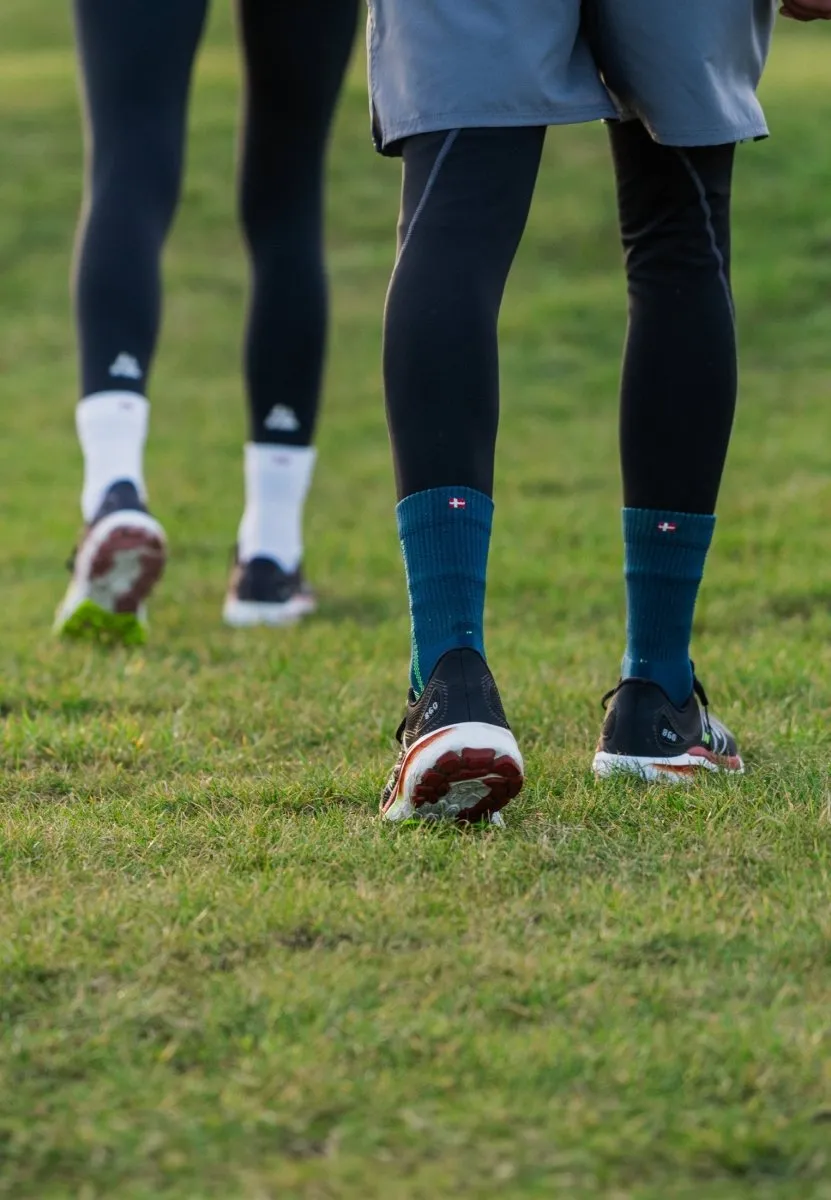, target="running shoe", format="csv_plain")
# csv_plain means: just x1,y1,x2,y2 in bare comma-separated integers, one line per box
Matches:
223,553,316,627
592,675,743,780
381,647,524,823
55,480,166,645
